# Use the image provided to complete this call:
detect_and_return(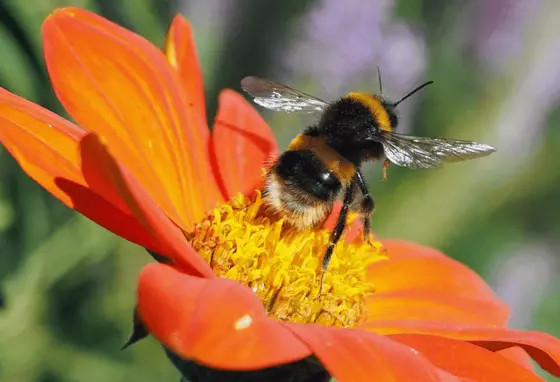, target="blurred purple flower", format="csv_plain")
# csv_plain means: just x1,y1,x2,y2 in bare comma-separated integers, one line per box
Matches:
472,0,543,71
282,0,427,131
481,1,560,164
